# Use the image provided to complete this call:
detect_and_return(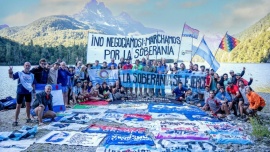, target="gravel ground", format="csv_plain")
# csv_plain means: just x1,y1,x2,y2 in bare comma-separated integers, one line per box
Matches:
0,92,270,152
